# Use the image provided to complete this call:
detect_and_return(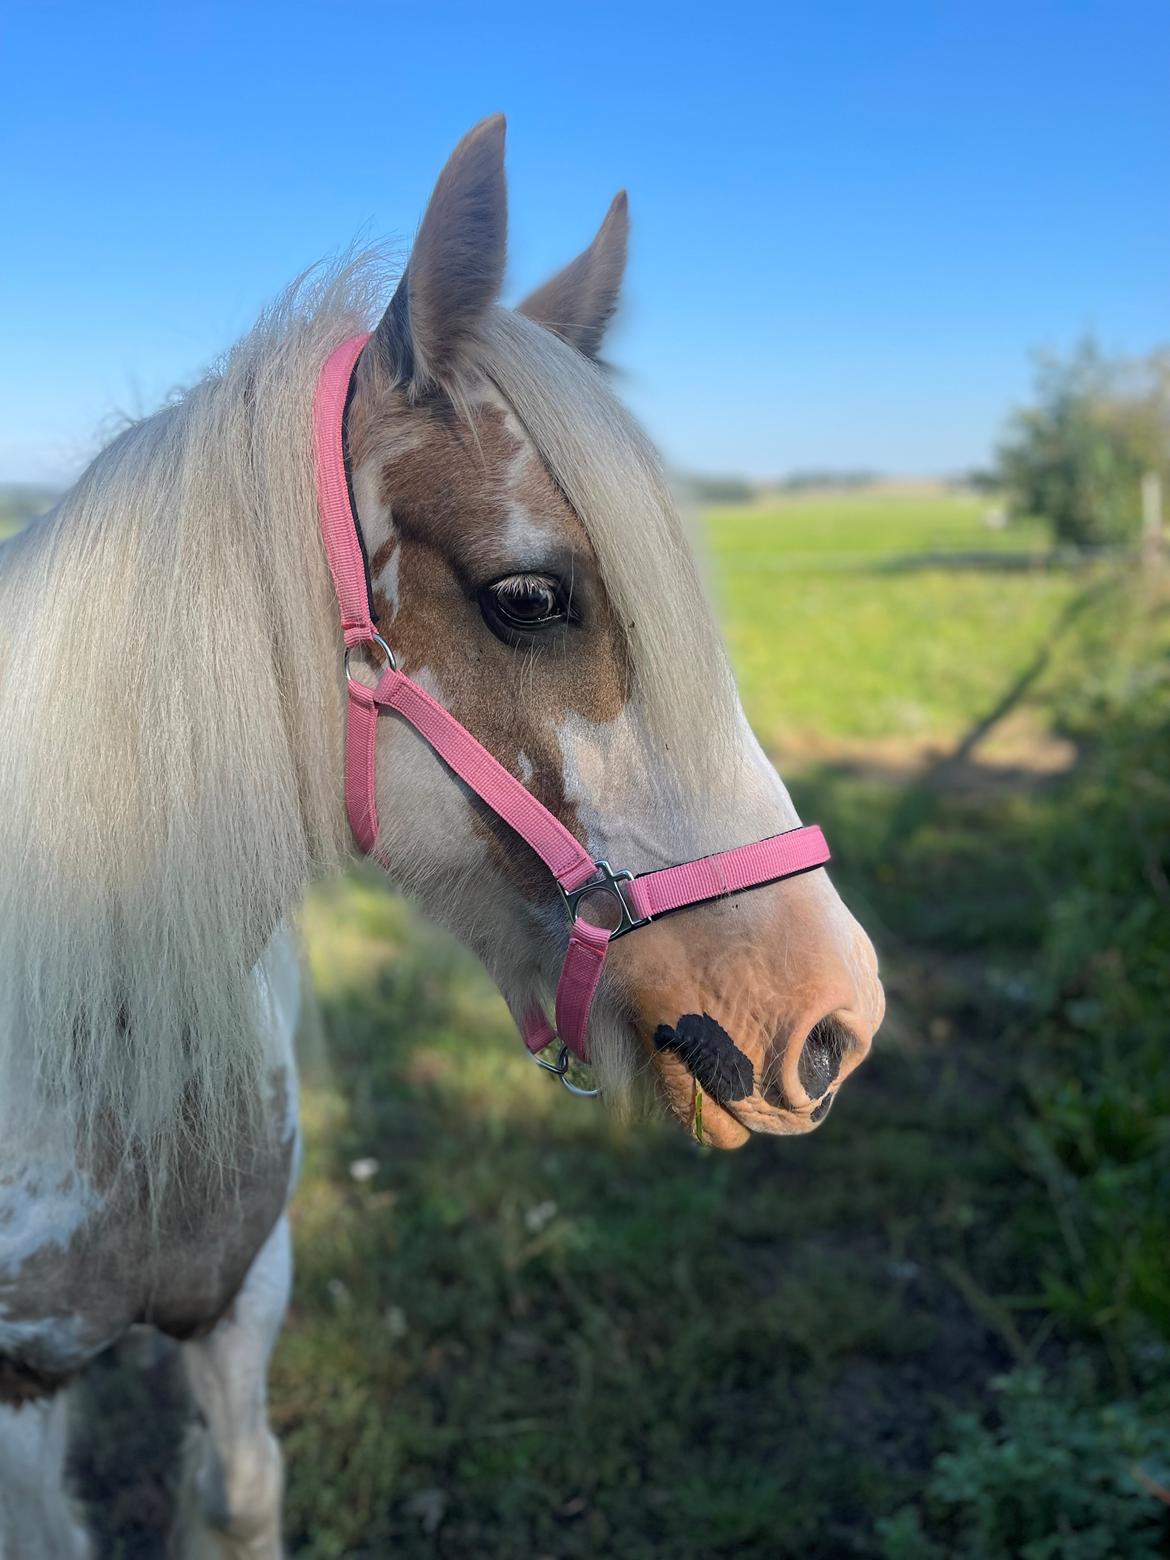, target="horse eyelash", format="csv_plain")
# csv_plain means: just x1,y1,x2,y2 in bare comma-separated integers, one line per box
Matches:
494,573,556,596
